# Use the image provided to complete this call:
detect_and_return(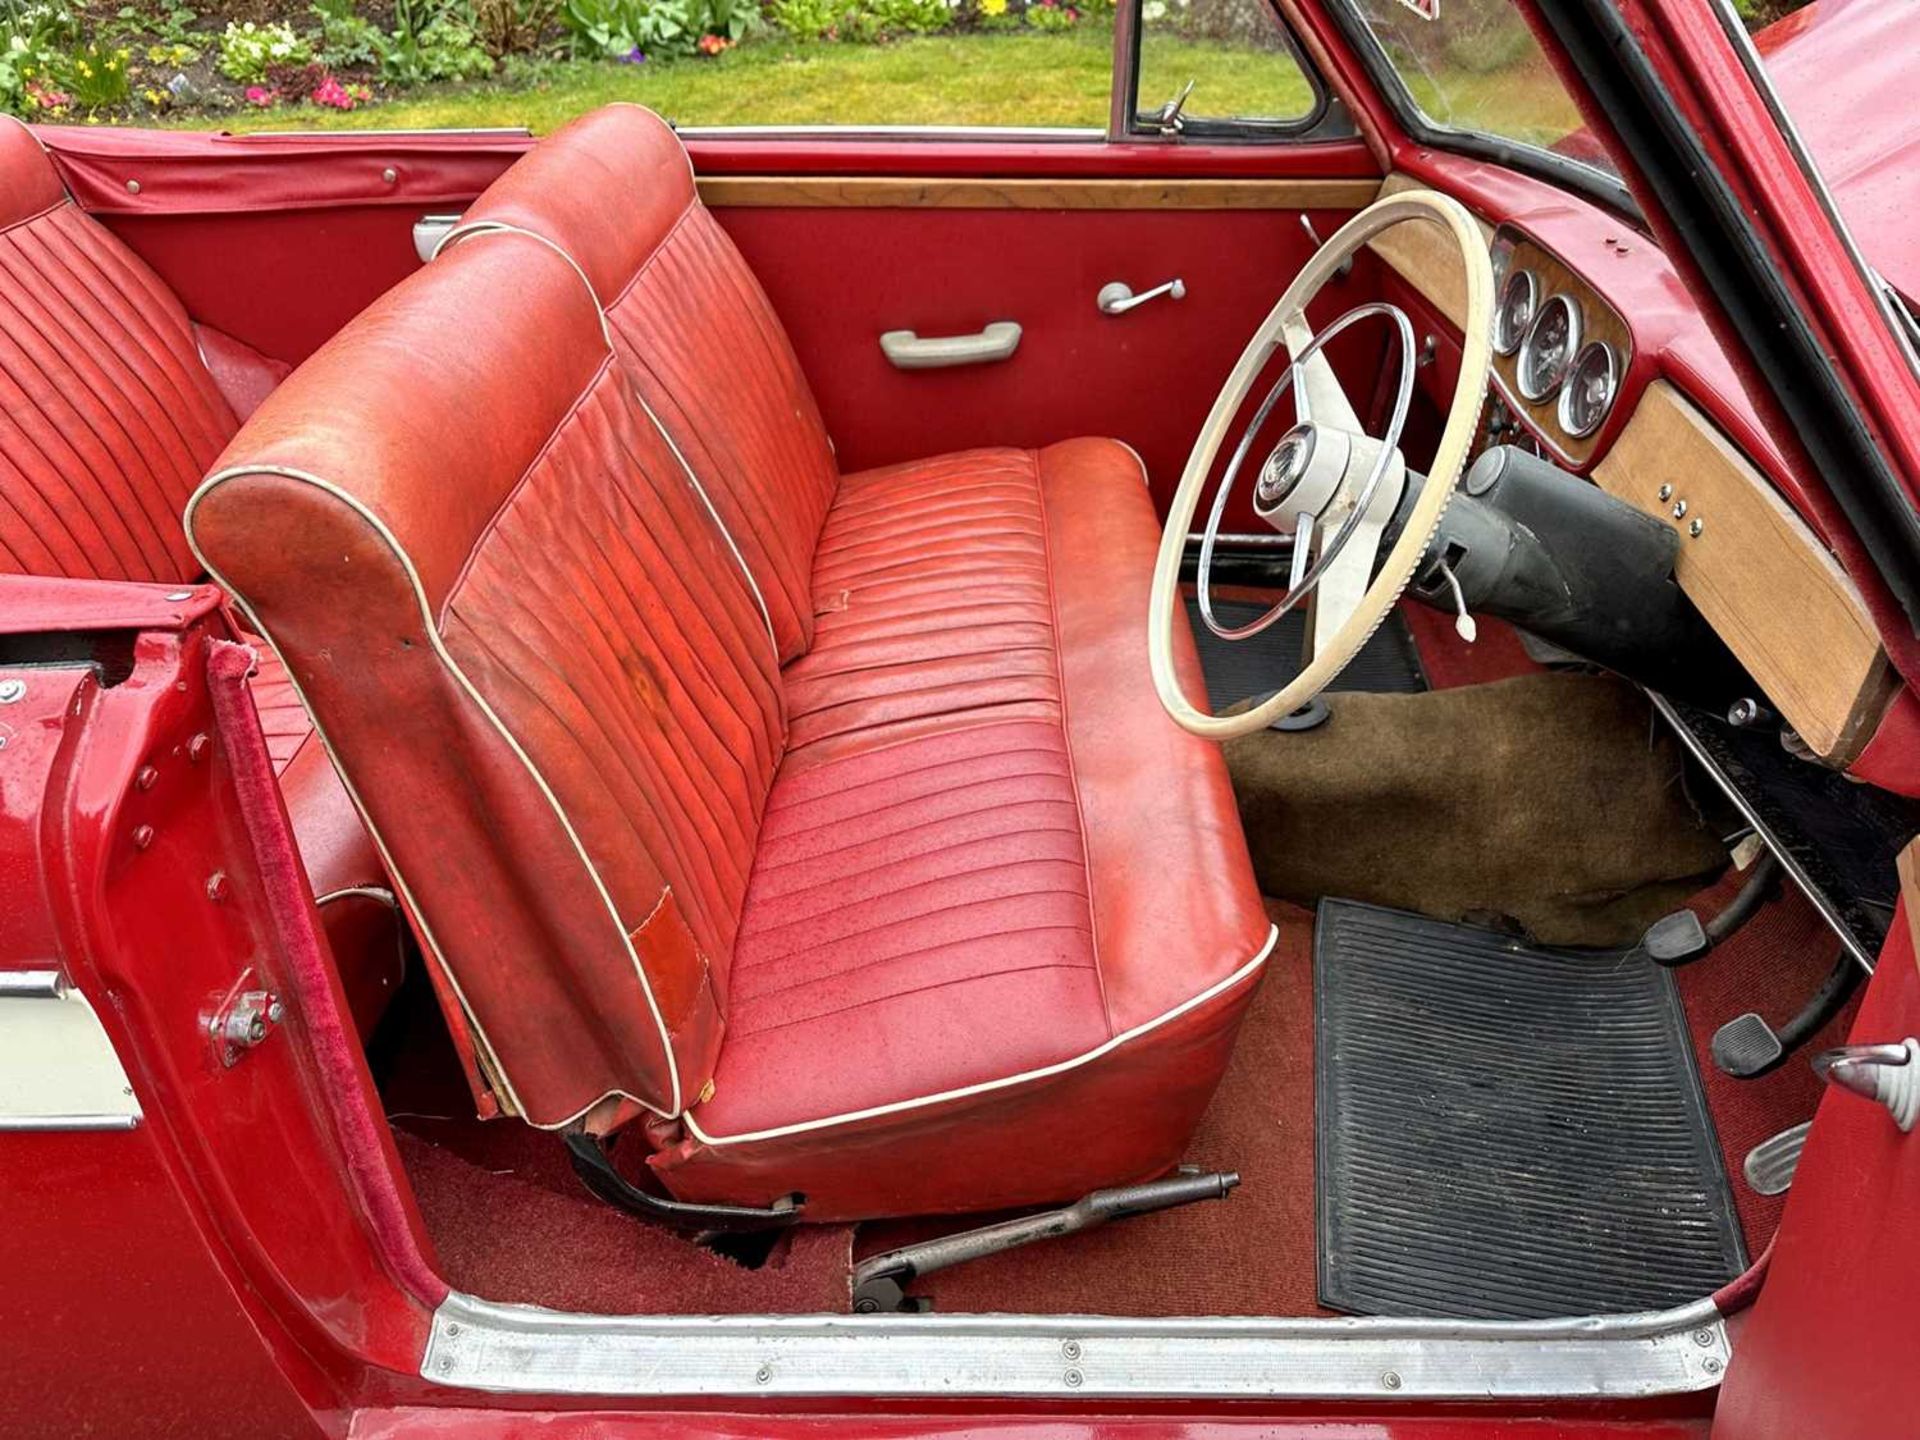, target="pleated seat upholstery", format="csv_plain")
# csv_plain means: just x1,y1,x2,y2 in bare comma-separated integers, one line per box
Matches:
190,105,1272,1221
0,116,400,1037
